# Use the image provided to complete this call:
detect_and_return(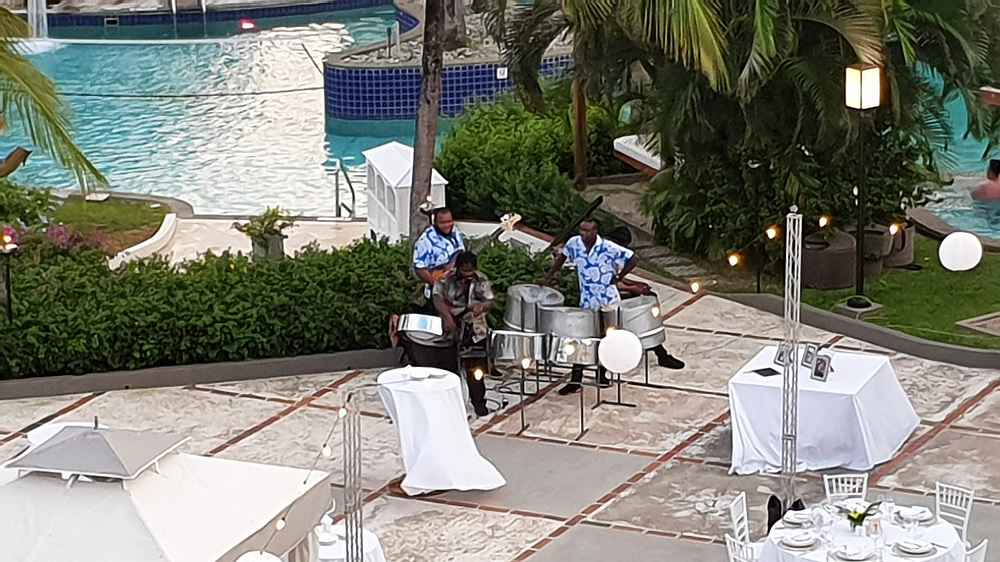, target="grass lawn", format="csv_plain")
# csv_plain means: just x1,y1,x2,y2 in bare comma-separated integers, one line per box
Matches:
799,235,1000,350
51,196,168,255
